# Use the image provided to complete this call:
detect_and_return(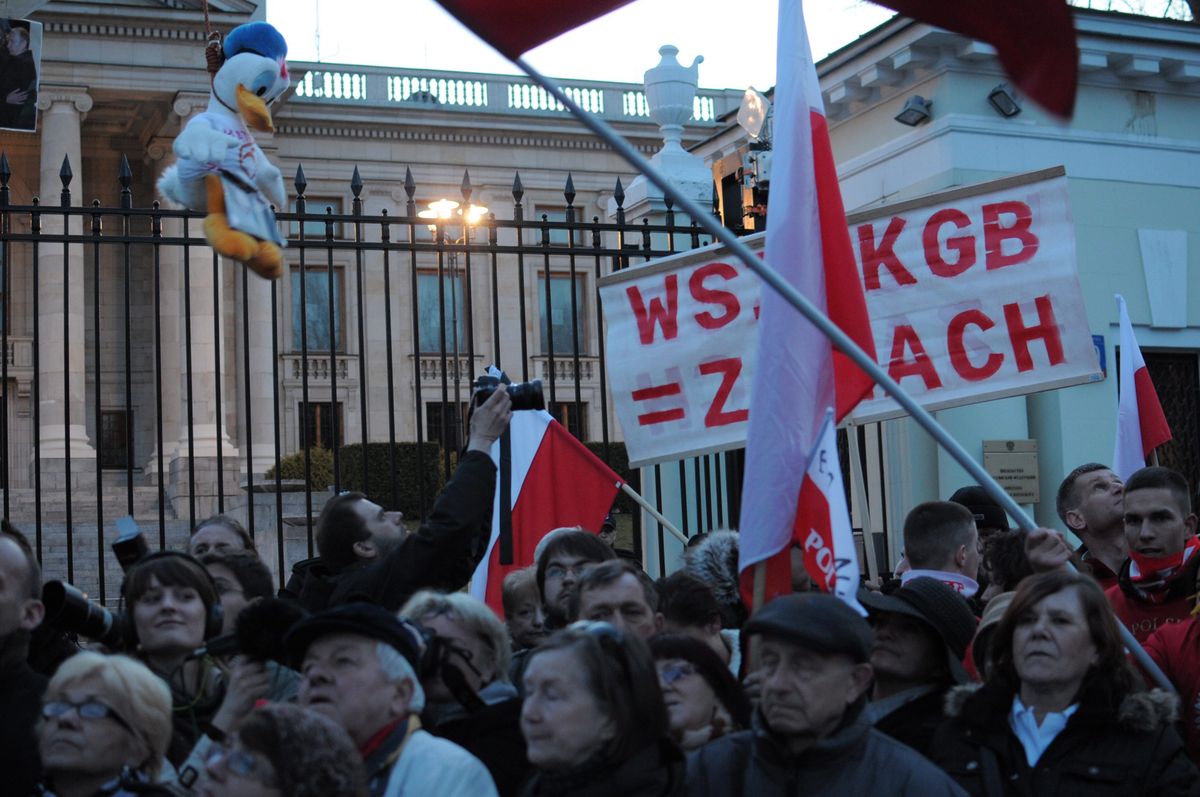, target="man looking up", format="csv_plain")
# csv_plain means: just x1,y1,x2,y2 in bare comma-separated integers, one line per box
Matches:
283,389,512,612
1106,466,1199,642
1055,463,1126,589
900,501,981,600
